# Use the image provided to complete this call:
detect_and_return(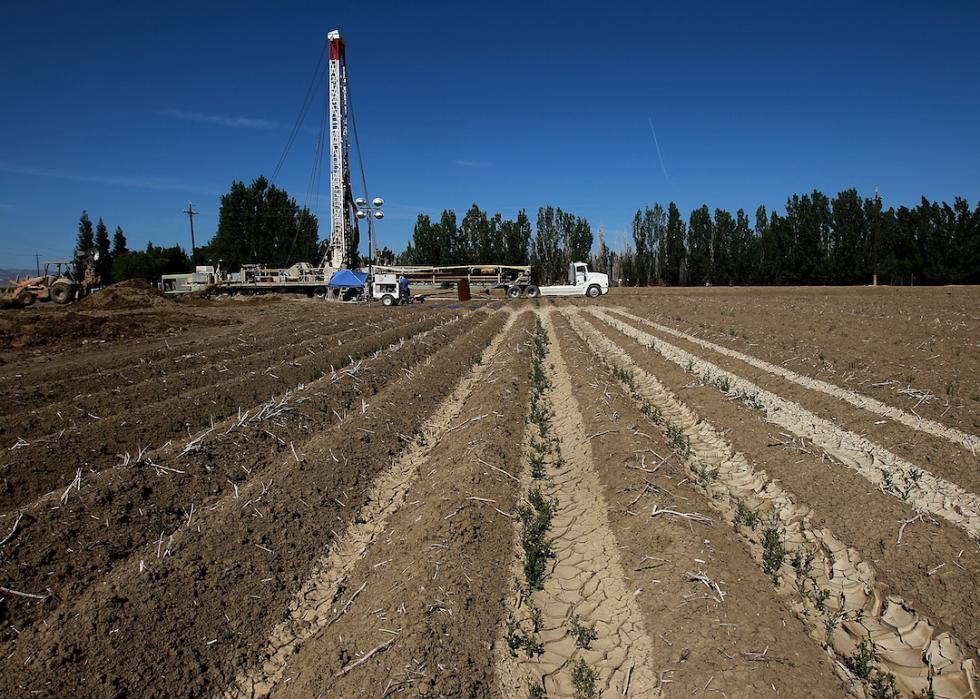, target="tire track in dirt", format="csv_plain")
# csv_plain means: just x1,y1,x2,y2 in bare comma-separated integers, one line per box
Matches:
495,309,660,698
589,308,980,542
565,309,978,699
0,312,507,697
226,310,524,697
606,308,980,455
